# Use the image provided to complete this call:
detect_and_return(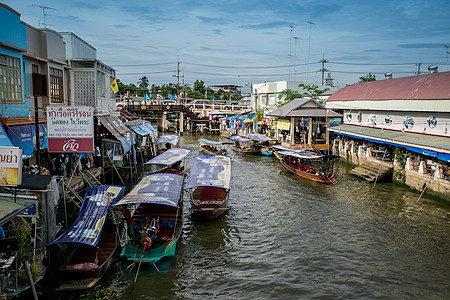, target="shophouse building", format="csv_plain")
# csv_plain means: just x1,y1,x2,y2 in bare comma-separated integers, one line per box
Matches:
326,70,450,200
